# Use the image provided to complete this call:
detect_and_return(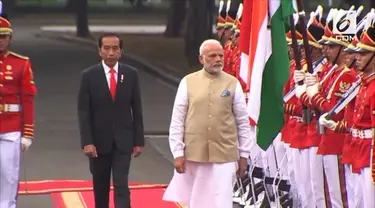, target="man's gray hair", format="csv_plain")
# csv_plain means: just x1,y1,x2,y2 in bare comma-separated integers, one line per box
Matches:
199,39,221,55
